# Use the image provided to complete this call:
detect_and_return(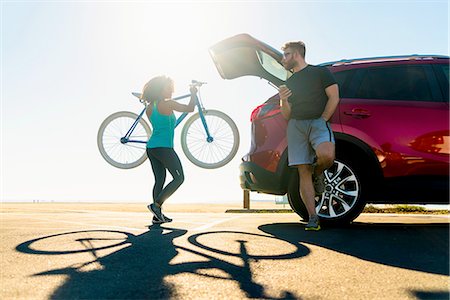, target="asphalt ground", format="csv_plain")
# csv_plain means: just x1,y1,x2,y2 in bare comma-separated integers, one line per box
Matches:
1,203,449,300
